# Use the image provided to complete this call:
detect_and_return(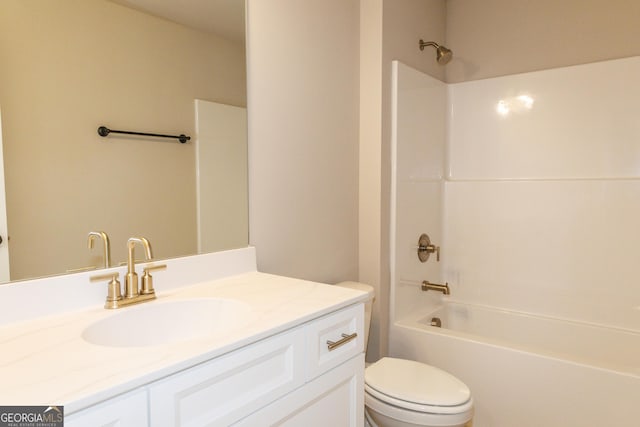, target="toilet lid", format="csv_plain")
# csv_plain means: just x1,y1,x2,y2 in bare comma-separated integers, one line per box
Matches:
365,357,471,407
